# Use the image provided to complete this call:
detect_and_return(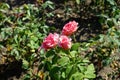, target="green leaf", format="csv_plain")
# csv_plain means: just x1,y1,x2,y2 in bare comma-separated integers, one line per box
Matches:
66,65,78,79
82,59,90,63
45,61,52,71
31,36,38,41
50,66,61,80
84,64,96,78
87,64,95,72
84,73,96,79
14,35,18,44
46,49,55,57
65,65,73,78
76,0,80,4
70,72,84,80
71,43,80,51
1,31,4,40
23,74,30,80
27,10,31,16
77,65,86,73
62,72,66,78
106,0,115,5
0,3,10,9
57,57,69,66
22,59,29,69
52,54,59,64
70,51,77,57
59,50,67,56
